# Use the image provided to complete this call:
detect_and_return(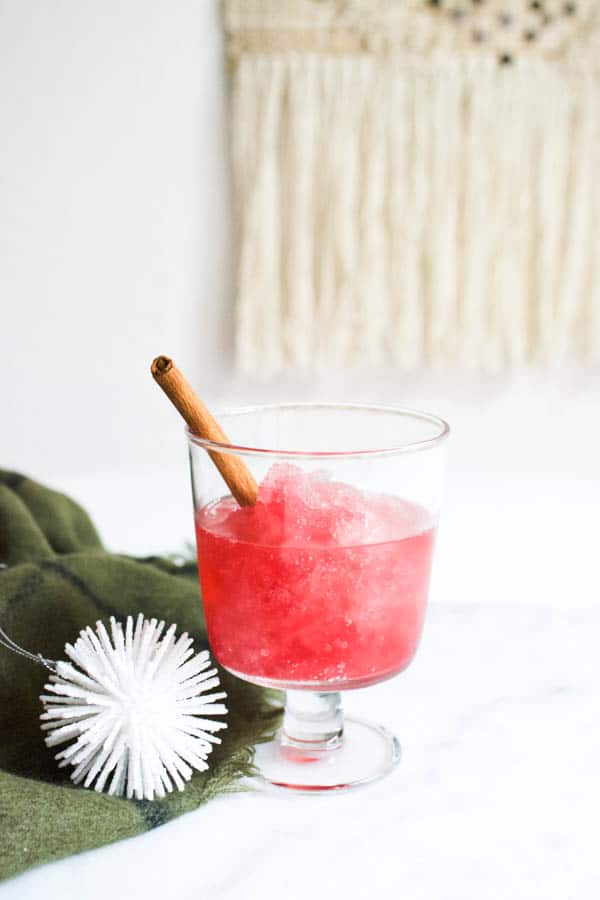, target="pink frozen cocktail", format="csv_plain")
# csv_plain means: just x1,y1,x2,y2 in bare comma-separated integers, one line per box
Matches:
188,403,448,790
195,464,435,689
